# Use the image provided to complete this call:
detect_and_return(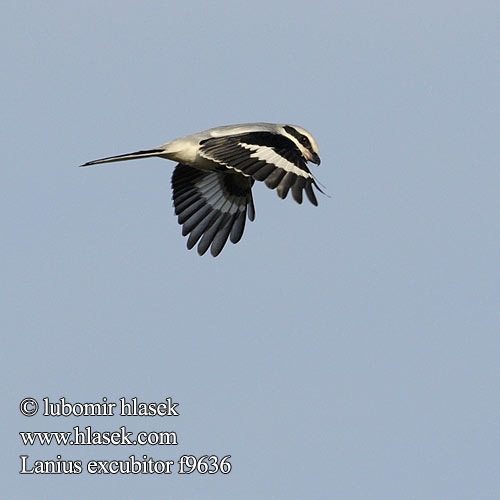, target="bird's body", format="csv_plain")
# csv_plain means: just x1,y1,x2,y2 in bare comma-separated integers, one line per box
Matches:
81,123,323,256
